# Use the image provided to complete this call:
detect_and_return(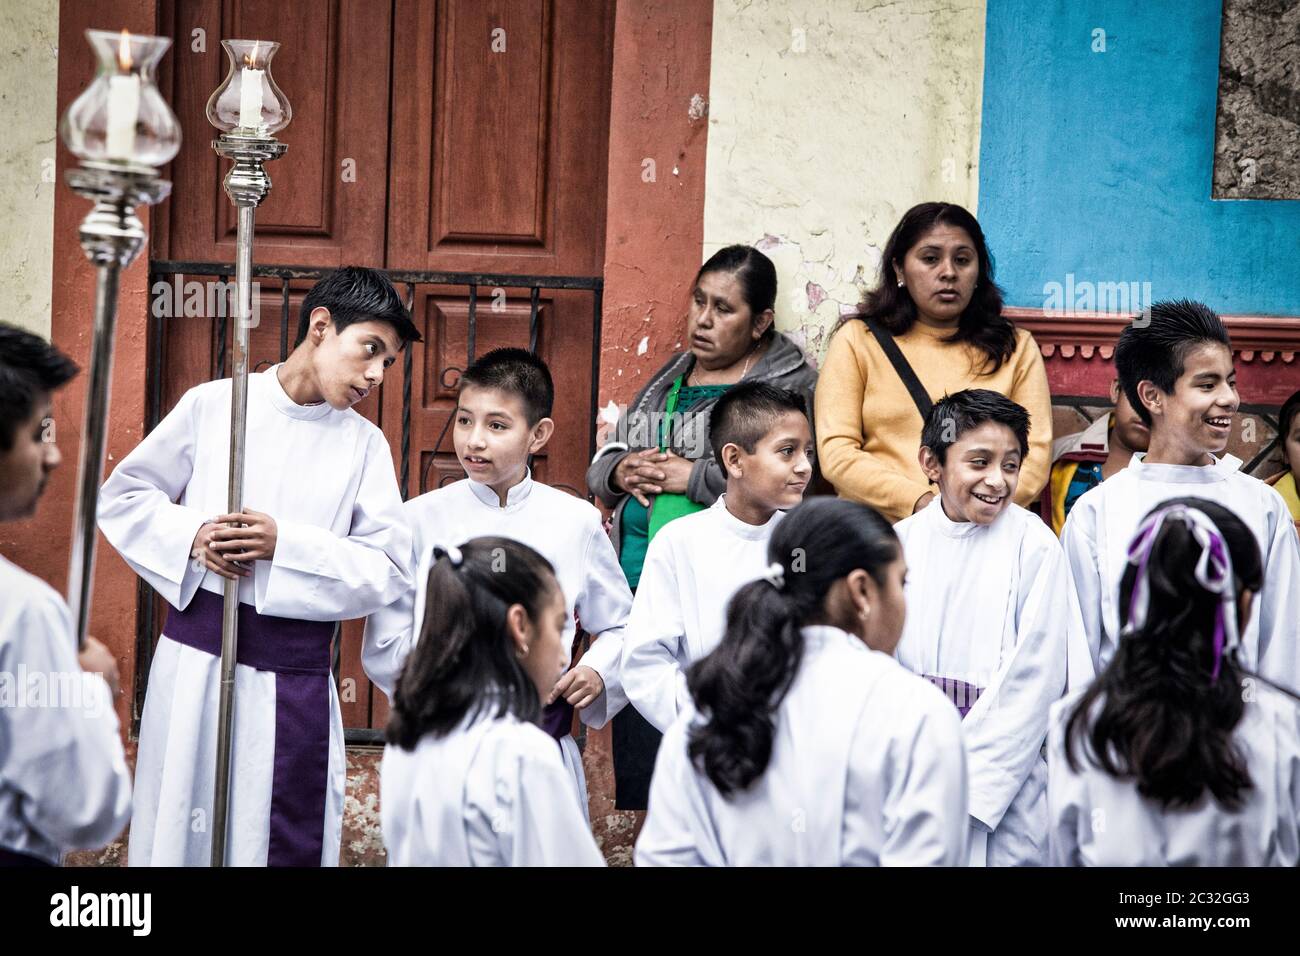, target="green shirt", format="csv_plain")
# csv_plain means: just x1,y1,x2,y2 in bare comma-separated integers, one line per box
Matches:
619,382,732,588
